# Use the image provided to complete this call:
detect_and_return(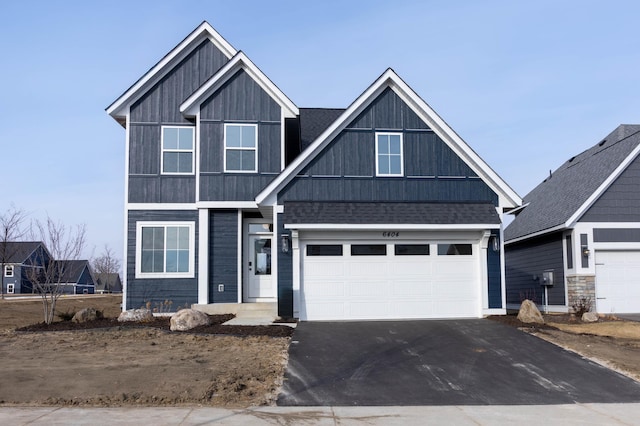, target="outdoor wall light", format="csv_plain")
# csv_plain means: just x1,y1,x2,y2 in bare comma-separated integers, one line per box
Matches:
581,245,590,257
281,234,290,253
490,235,500,252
